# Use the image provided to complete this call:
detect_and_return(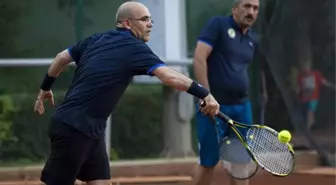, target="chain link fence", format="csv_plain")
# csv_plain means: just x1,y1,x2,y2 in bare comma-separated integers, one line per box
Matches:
256,0,335,165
